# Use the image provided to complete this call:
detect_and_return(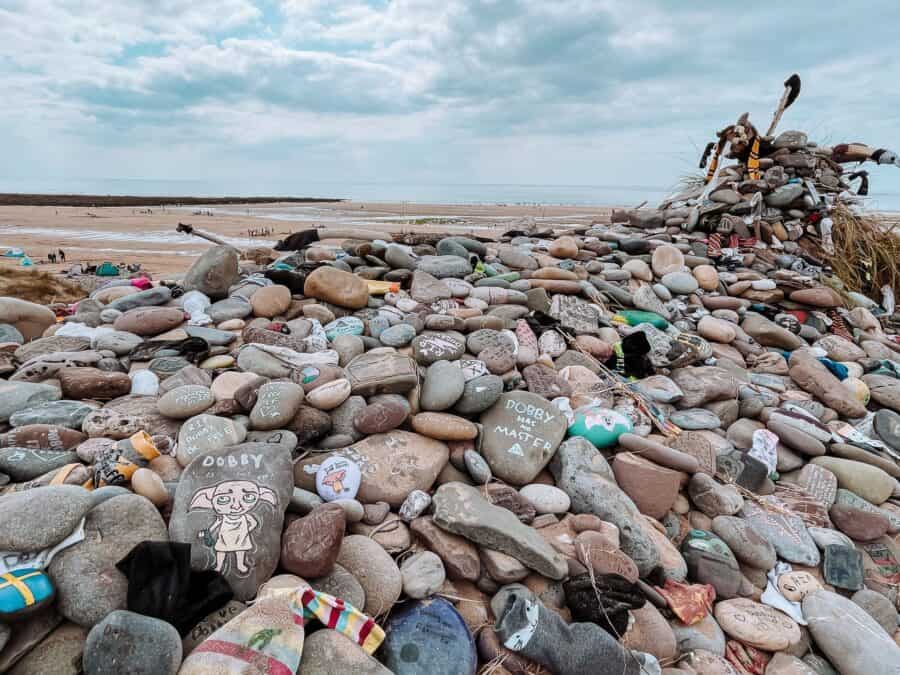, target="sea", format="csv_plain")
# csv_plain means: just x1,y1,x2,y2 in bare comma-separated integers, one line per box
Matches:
2,177,900,211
